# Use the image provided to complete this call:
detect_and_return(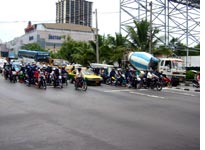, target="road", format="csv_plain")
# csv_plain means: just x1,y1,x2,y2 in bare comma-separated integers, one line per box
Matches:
0,76,200,150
